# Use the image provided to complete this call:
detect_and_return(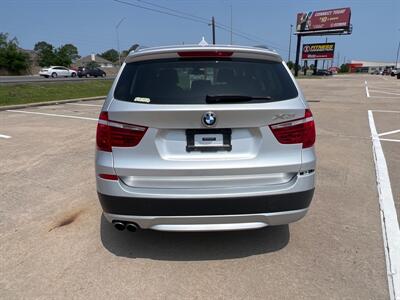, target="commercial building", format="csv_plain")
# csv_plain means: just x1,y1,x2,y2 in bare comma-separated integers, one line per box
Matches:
347,60,398,73
75,54,115,68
